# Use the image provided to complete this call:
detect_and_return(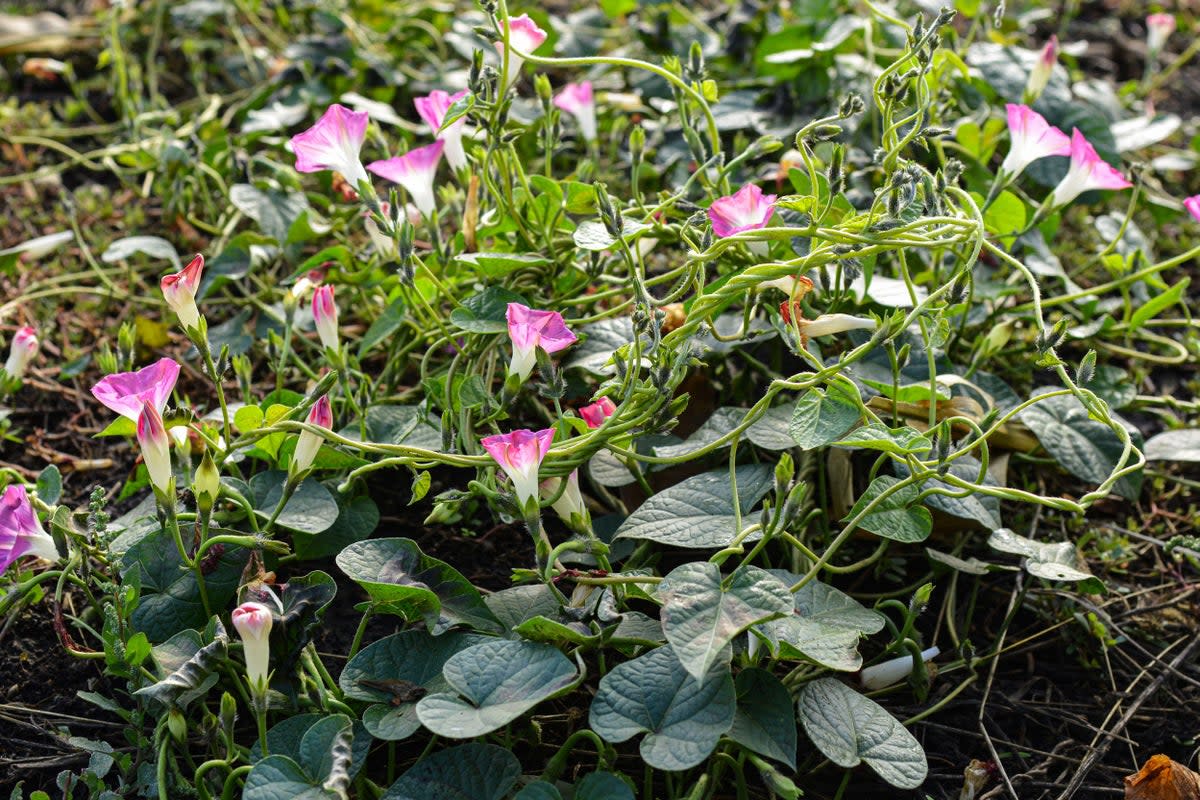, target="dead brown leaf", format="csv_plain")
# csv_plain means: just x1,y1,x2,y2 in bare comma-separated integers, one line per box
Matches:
1125,755,1200,800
